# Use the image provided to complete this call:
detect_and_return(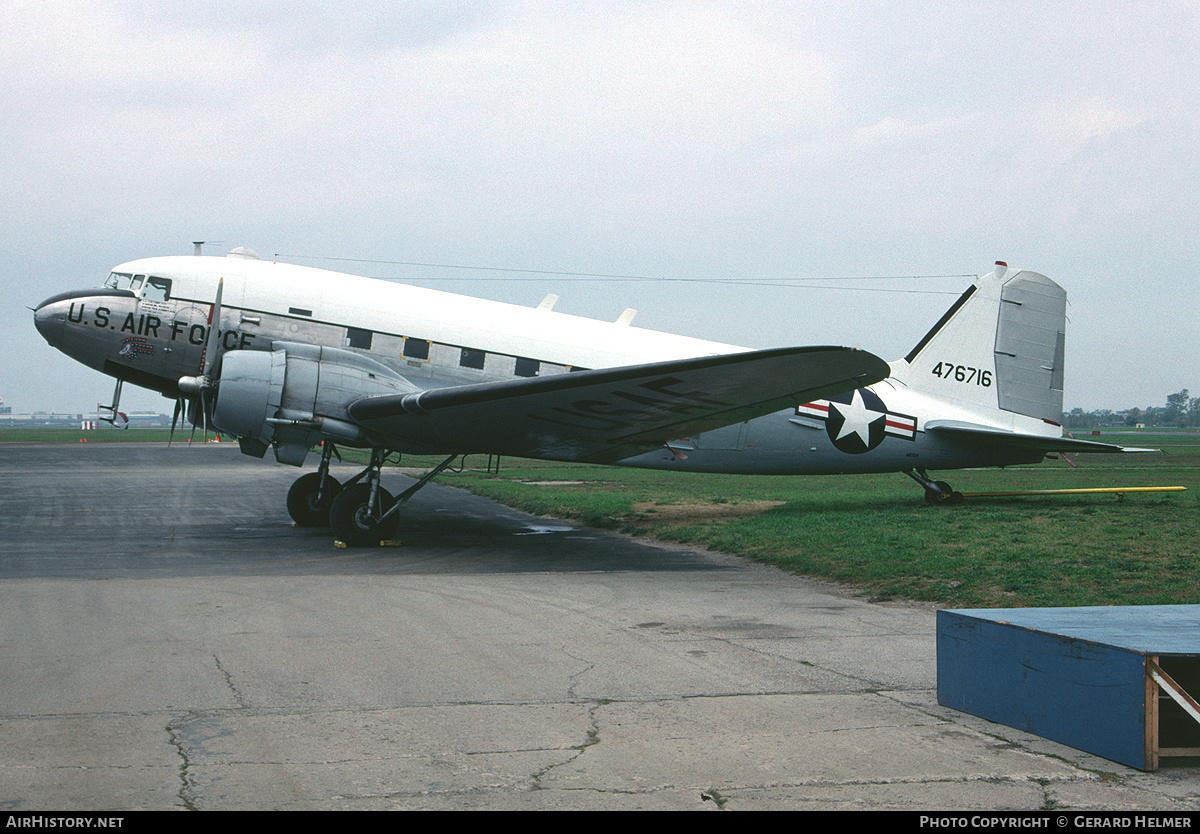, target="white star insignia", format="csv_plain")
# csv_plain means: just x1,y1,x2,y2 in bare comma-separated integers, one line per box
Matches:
831,390,885,446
